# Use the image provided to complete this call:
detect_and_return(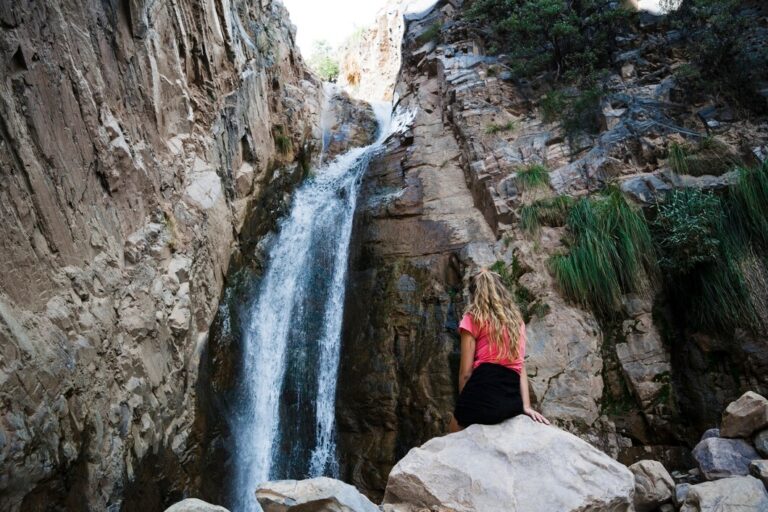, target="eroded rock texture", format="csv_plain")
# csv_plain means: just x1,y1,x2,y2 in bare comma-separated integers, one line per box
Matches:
0,0,334,509
383,416,635,512
337,0,767,499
